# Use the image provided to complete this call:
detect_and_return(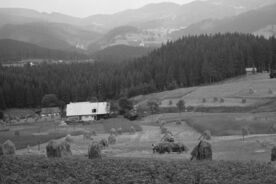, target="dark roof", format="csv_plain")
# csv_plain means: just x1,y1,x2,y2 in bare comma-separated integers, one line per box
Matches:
41,107,61,114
